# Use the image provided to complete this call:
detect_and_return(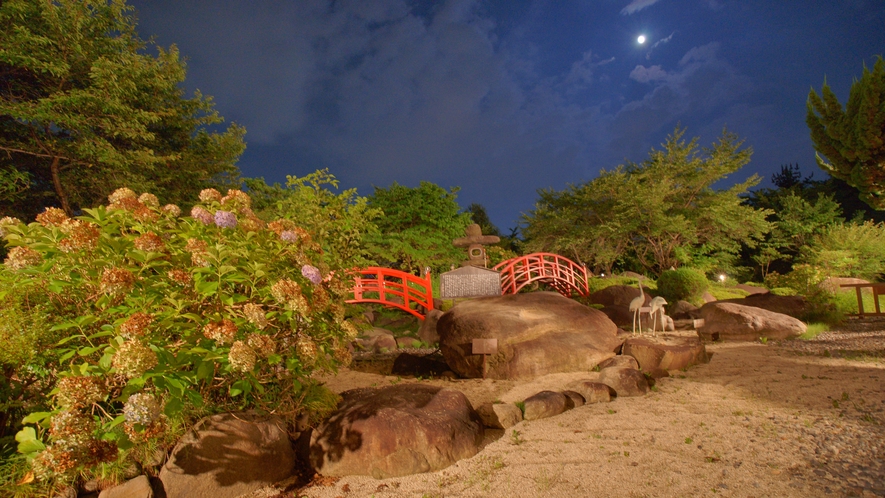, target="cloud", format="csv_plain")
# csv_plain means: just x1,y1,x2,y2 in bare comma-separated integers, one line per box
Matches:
630,65,668,83
620,0,663,15
646,31,675,59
